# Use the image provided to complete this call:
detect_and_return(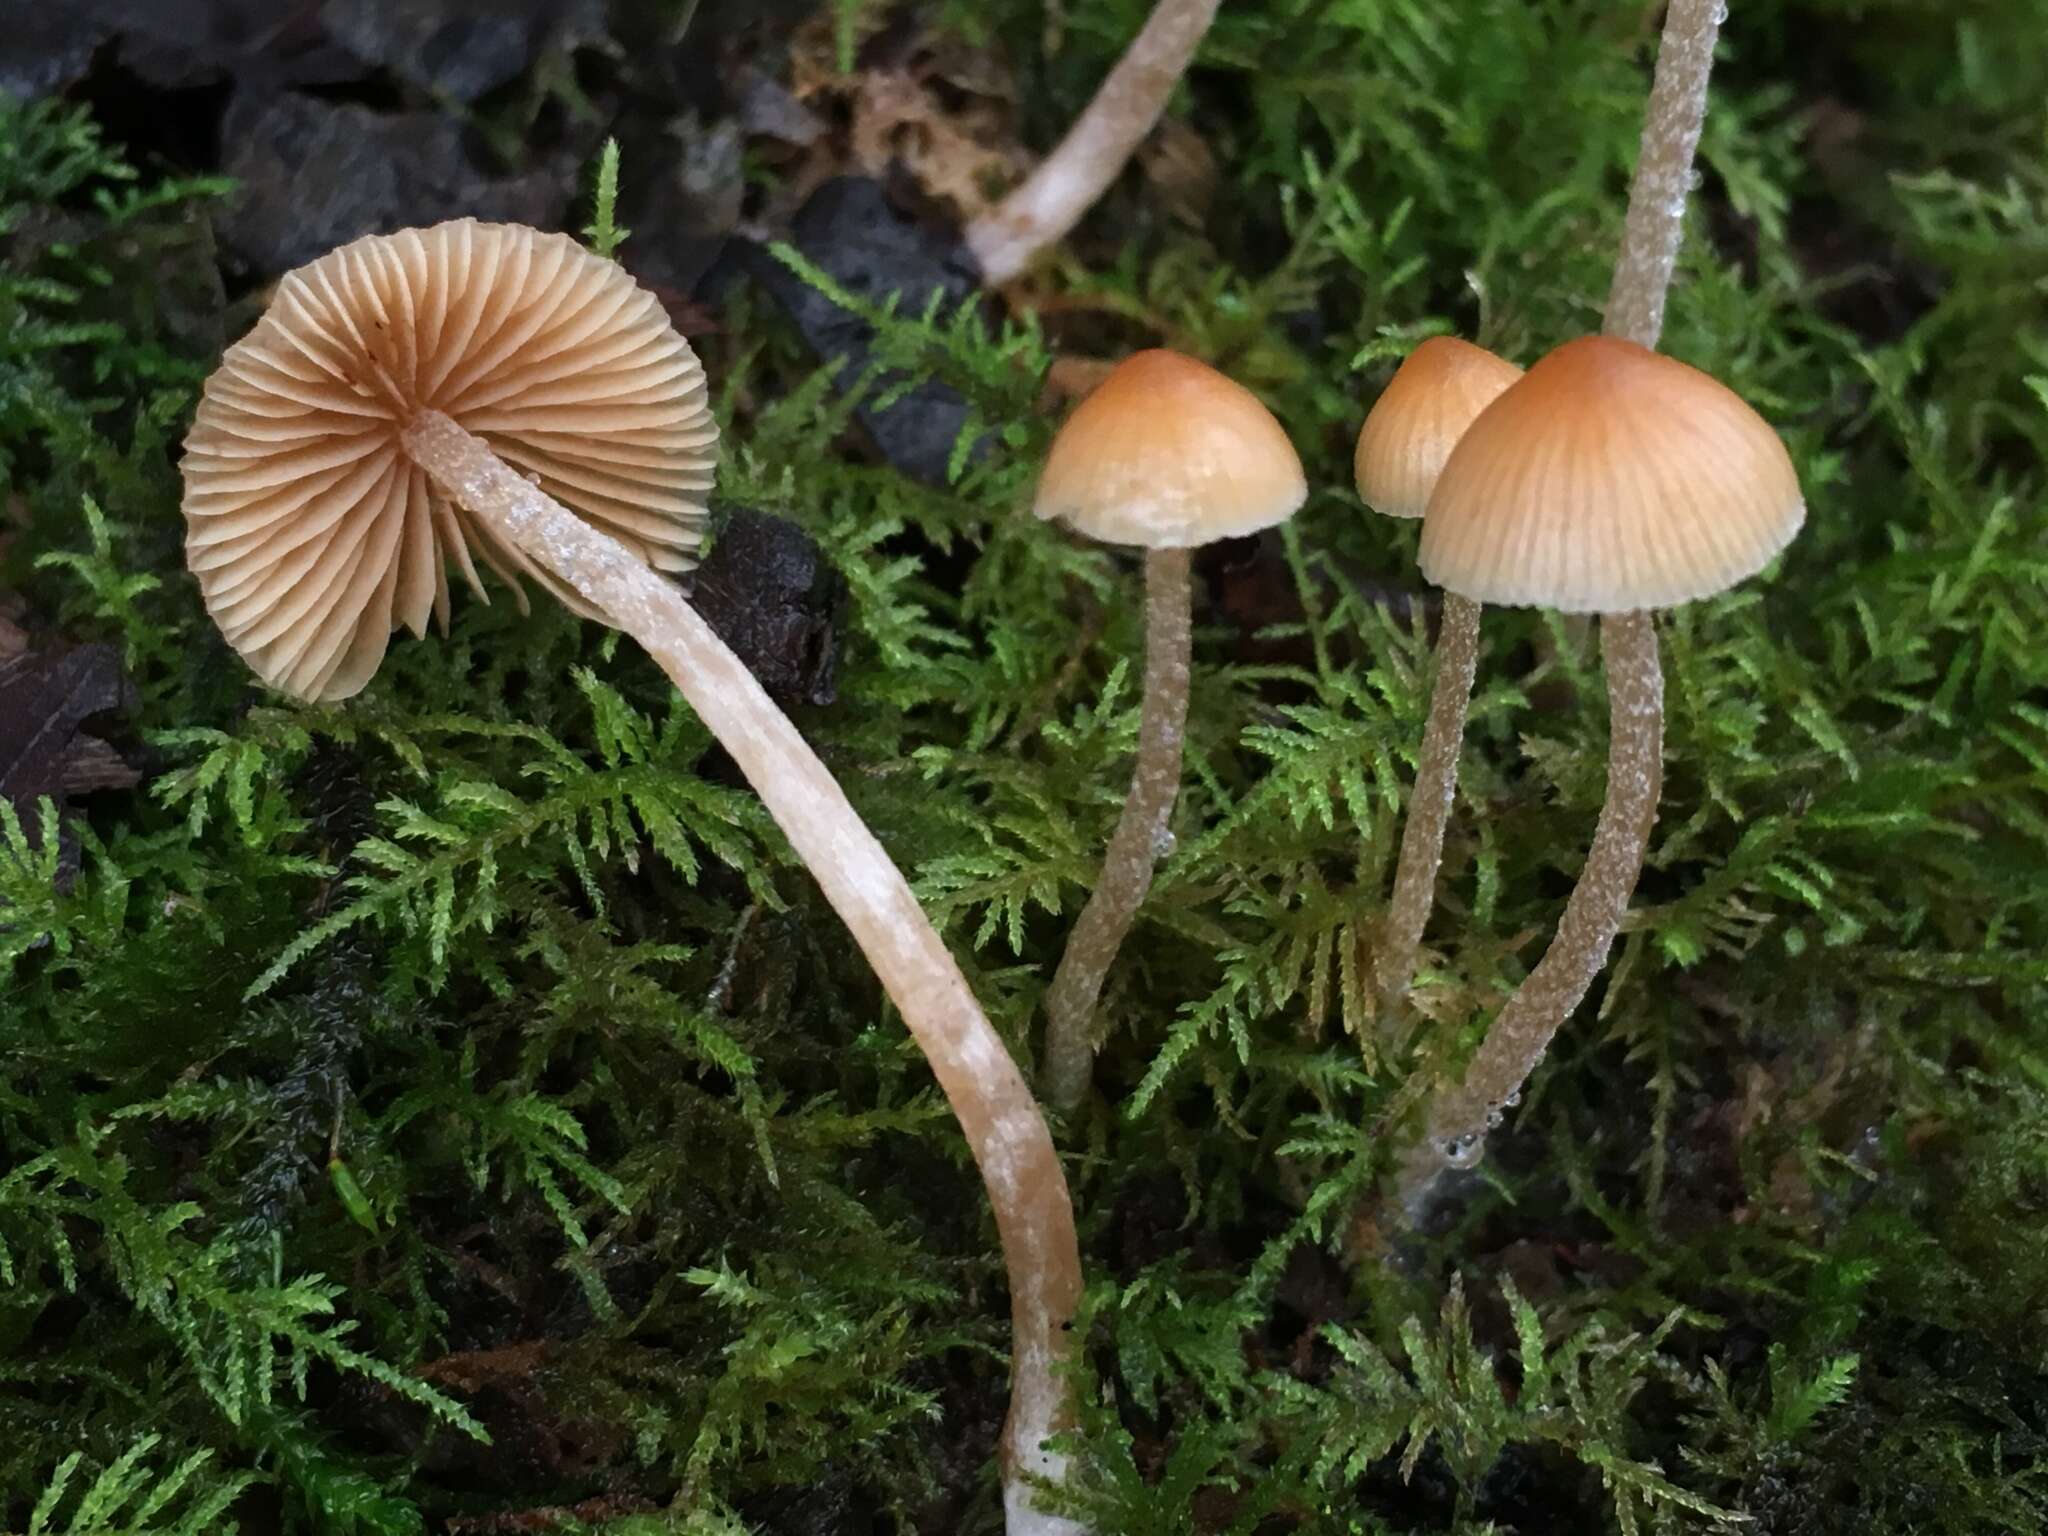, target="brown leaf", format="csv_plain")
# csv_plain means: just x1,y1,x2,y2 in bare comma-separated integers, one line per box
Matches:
1139,118,1218,227
415,1340,553,1394
848,67,1026,222
59,736,140,796
785,15,1028,227
0,640,140,888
